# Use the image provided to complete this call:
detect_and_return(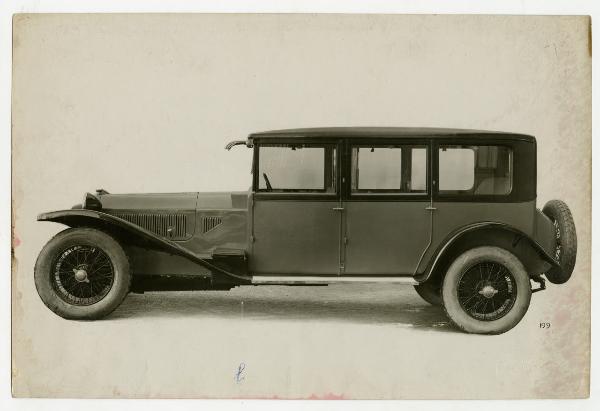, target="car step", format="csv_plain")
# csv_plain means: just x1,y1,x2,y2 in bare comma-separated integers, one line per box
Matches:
251,276,418,285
